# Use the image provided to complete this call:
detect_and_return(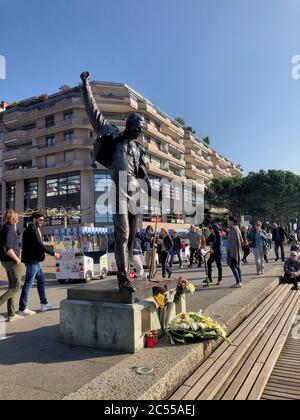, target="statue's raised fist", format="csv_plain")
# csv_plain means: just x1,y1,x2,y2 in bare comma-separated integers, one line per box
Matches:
80,71,90,83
